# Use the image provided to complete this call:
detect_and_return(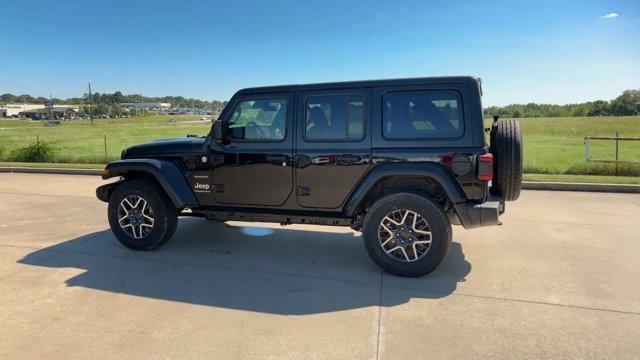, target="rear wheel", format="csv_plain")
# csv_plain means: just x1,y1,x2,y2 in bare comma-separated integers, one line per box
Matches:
362,193,452,277
108,179,178,251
